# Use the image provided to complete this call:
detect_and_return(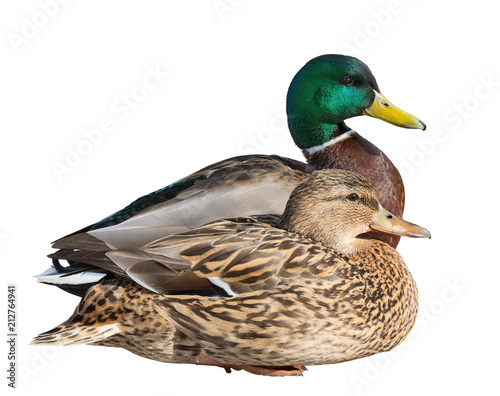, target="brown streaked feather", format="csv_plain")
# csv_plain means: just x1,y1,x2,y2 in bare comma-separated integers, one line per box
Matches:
129,218,351,293
155,270,214,293
73,216,351,295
